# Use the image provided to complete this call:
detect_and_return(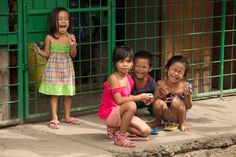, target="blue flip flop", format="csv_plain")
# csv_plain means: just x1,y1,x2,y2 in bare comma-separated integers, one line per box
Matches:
151,127,159,135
